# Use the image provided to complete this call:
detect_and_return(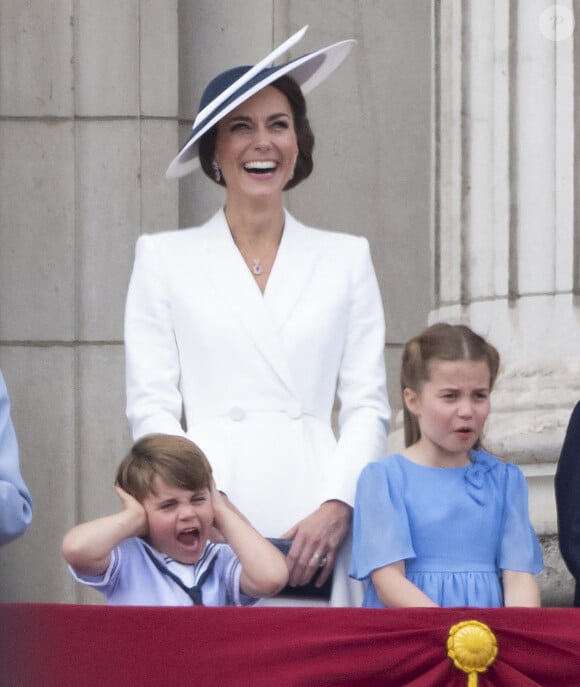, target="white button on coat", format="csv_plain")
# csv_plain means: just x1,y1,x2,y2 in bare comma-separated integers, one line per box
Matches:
286,402,302,419
229,406,246,421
